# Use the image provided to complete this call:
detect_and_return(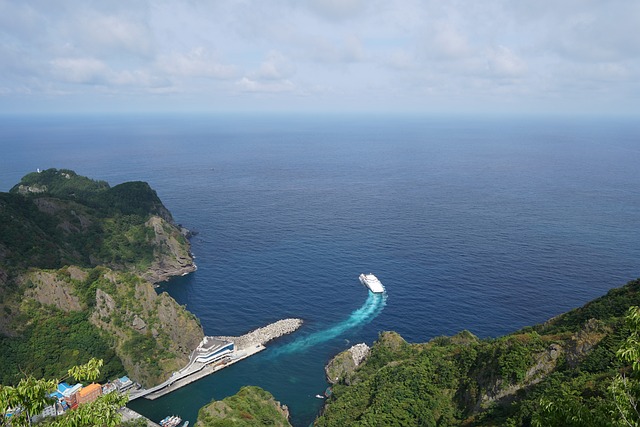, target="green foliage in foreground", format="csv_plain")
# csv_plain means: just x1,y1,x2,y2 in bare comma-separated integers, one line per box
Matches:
316,278,640,427
196,386,291,427
0,358,128,427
